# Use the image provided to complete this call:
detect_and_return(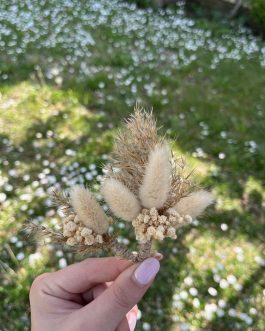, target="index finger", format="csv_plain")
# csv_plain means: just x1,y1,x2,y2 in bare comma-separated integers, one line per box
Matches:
45,257,131,294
